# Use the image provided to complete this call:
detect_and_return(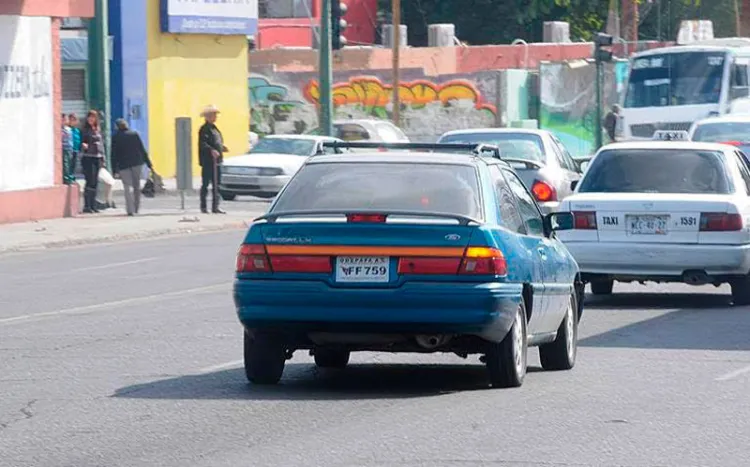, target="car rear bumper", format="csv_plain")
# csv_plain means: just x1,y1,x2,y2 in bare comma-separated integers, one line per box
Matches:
233,280,523,343
220,174,291,195
565,241,750,278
